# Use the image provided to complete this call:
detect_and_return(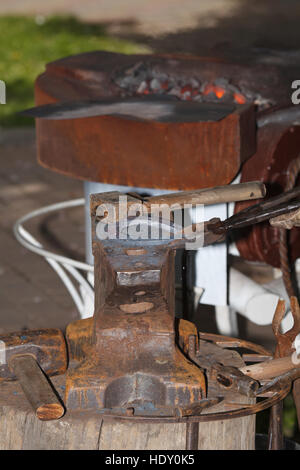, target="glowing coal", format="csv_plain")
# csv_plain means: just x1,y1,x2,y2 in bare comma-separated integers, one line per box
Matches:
114,62,272,109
